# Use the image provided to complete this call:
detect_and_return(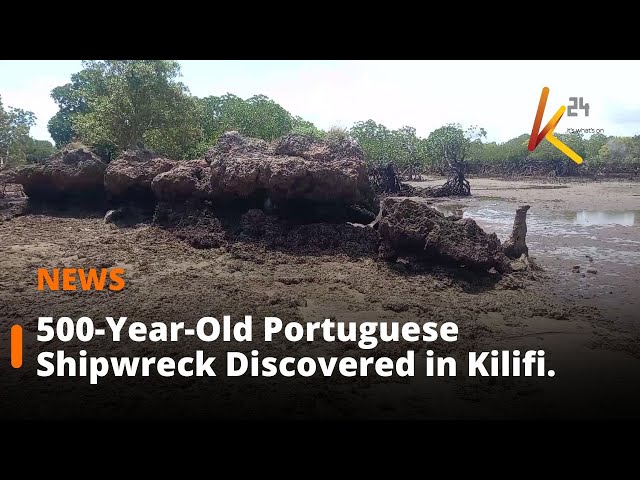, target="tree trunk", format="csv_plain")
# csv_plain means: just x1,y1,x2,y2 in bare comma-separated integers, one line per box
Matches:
438,159,470,196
